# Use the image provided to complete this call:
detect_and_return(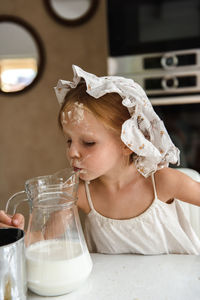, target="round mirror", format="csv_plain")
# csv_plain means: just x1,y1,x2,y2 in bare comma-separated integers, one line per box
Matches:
0,16,45,94
44,0,99,26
